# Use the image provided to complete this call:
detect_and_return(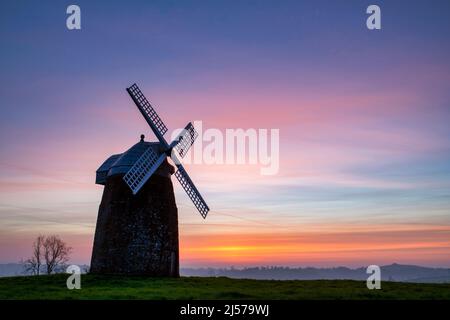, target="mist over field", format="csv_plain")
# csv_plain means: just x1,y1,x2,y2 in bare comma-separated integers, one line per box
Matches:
1,263,449,283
